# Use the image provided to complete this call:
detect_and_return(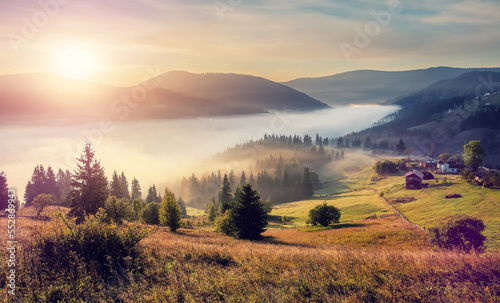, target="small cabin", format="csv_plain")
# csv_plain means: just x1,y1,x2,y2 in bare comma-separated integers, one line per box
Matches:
437,160,461,173
422,171,435,180
405,170,423,189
